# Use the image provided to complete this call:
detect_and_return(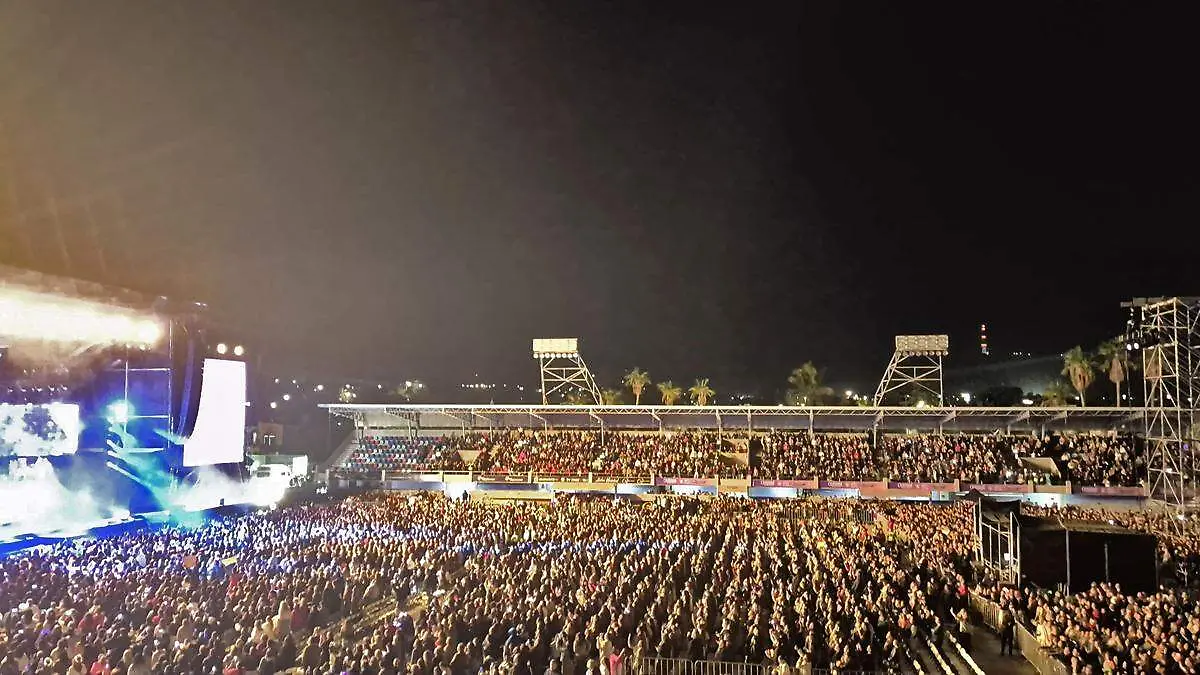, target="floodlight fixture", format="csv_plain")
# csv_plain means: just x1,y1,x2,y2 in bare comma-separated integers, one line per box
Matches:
875,334,949,405
233,345,245,356
216,343,228,354
532,337,601,404
894,334,950,356
532,338,580,358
